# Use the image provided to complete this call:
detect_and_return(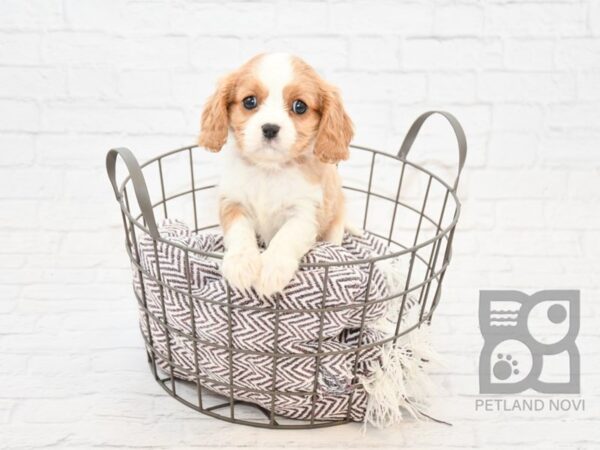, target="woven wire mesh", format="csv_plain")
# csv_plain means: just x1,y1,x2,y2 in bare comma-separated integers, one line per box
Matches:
107,112,464,429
